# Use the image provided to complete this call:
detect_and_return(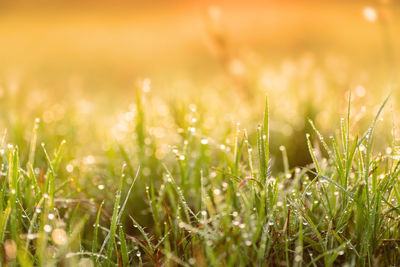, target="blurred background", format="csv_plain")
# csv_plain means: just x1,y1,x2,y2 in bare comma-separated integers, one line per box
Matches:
0,0,399,169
